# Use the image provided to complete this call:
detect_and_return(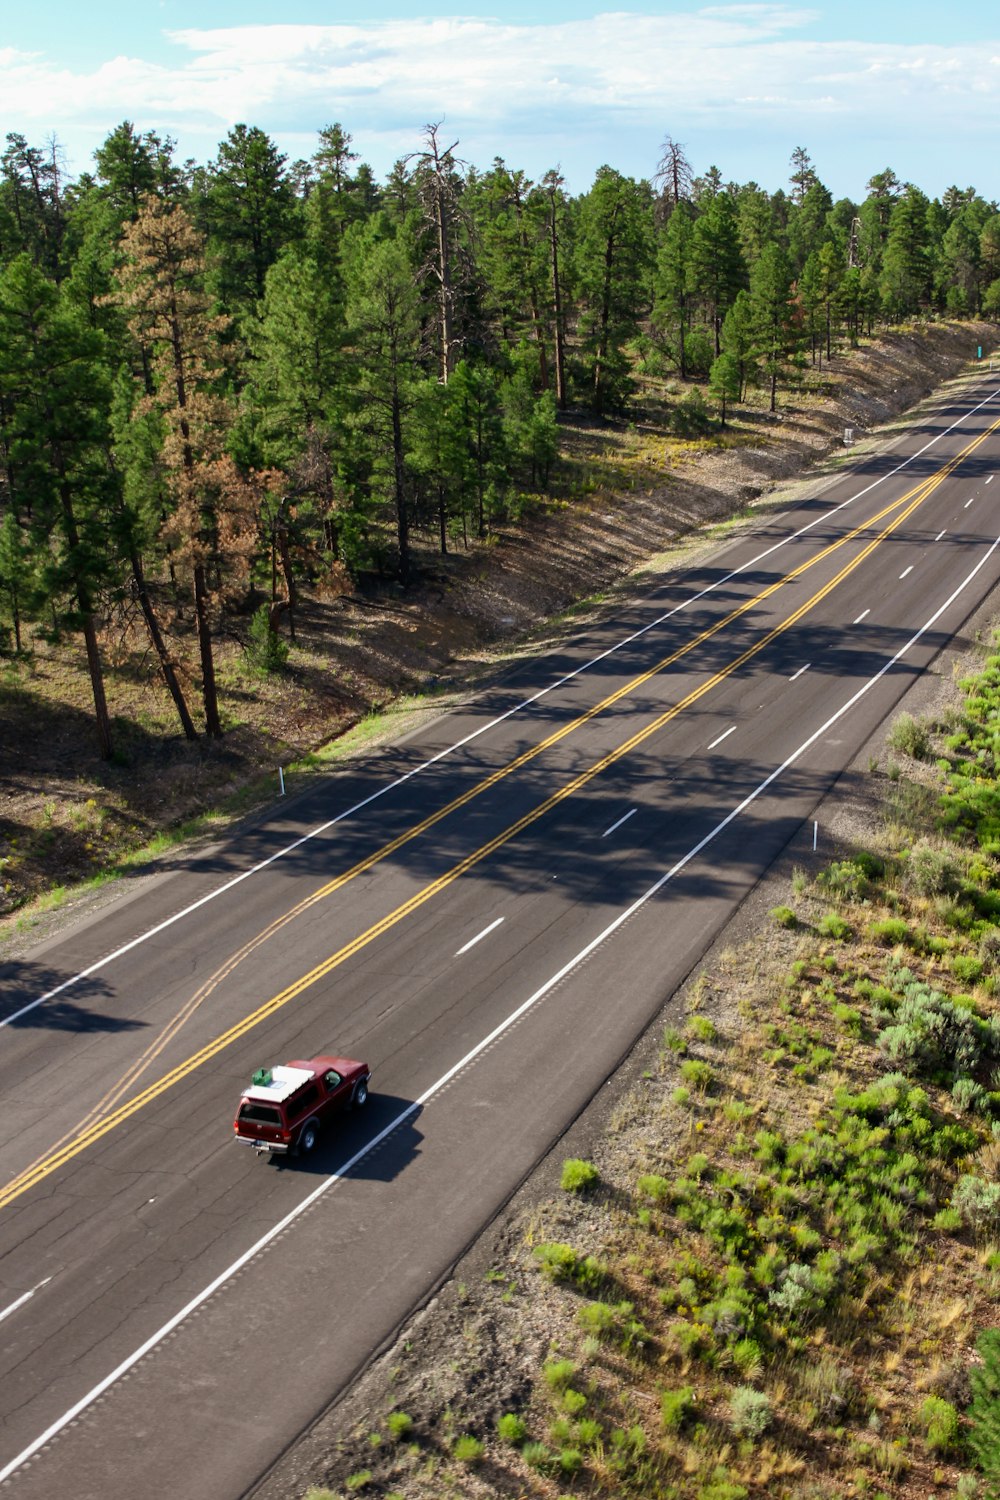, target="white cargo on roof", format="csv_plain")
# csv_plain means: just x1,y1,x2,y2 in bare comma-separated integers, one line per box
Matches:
242,1064,314,1104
